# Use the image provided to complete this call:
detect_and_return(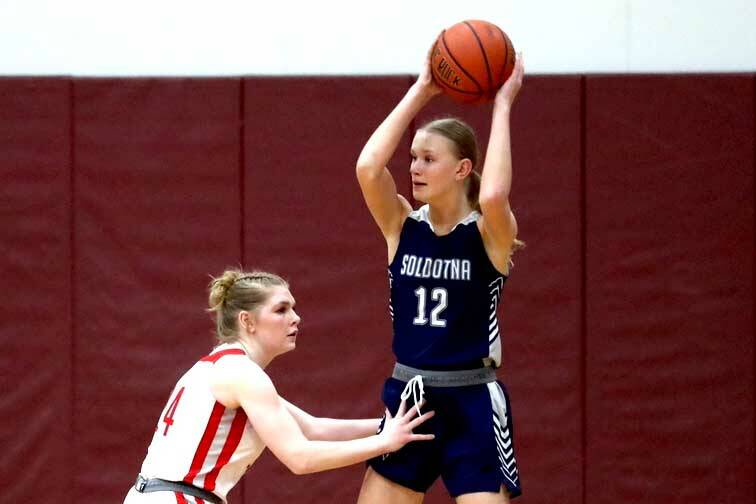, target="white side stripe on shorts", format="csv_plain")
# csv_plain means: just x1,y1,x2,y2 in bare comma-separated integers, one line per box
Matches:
487,382,520,487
